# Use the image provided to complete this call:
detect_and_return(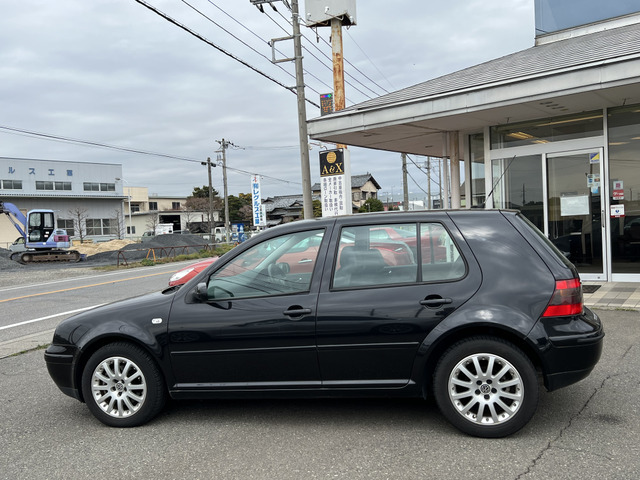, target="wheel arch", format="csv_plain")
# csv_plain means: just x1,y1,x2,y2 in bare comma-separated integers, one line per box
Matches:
416,324,543,399
74,334,169,403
